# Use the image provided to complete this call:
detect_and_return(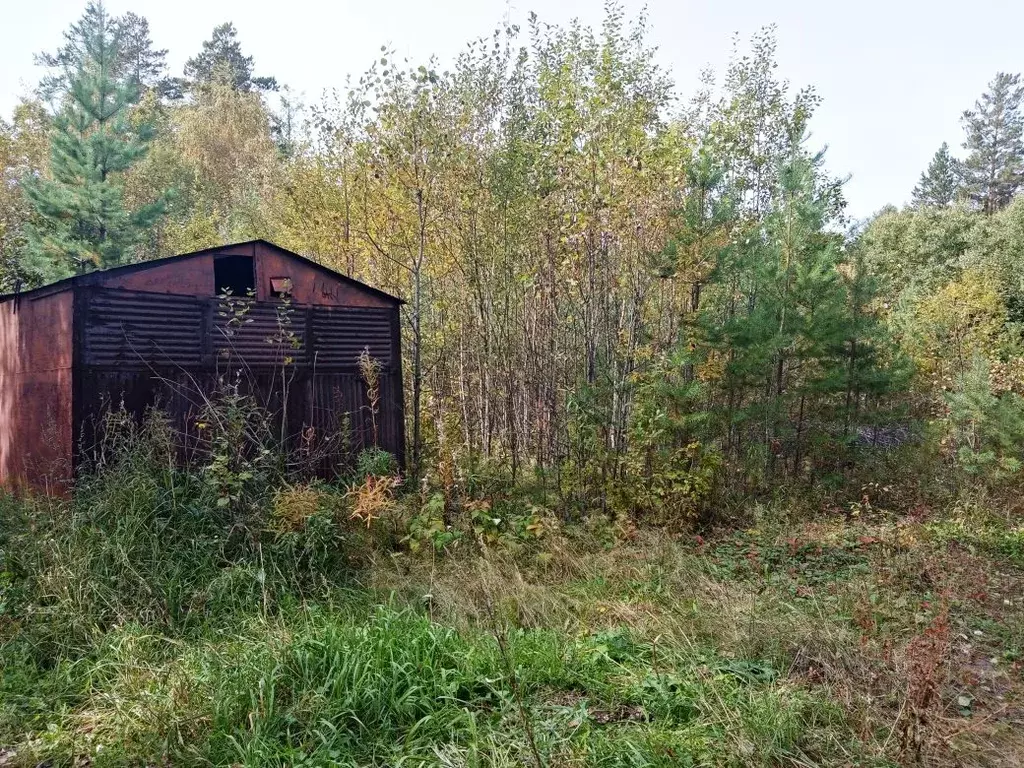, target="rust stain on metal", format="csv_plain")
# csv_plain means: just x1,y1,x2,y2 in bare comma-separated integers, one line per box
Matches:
0,290,75,493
